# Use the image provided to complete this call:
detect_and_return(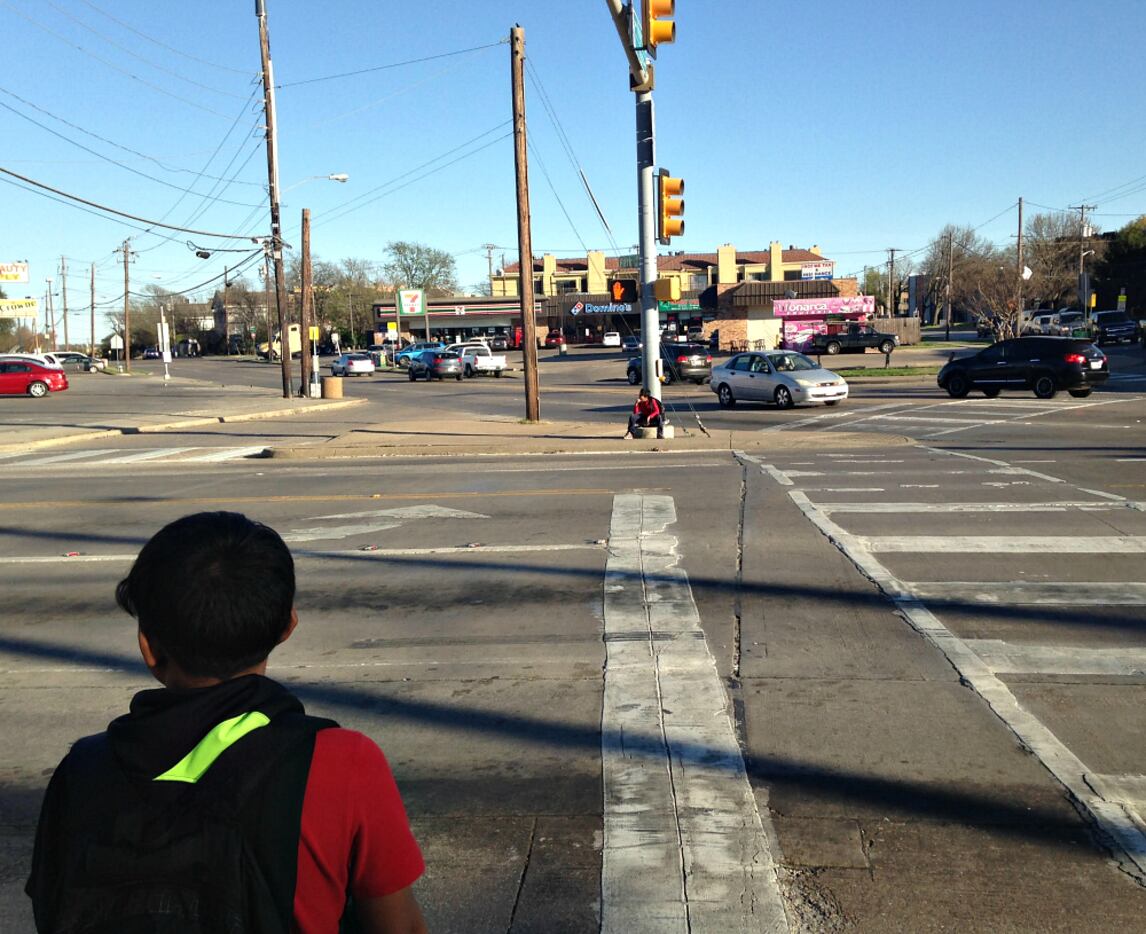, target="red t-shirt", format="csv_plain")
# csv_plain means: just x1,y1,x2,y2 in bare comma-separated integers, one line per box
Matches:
293,729,424,931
